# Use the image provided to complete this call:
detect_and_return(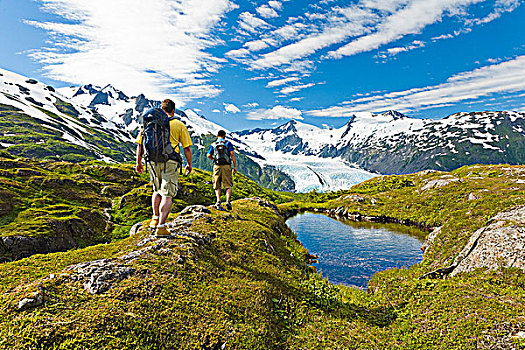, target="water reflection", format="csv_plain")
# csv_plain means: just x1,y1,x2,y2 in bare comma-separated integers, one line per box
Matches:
286,212,425,289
